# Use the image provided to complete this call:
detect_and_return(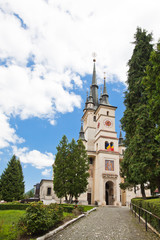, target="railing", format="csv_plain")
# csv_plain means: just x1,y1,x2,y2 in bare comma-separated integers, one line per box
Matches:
130,202,160,232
